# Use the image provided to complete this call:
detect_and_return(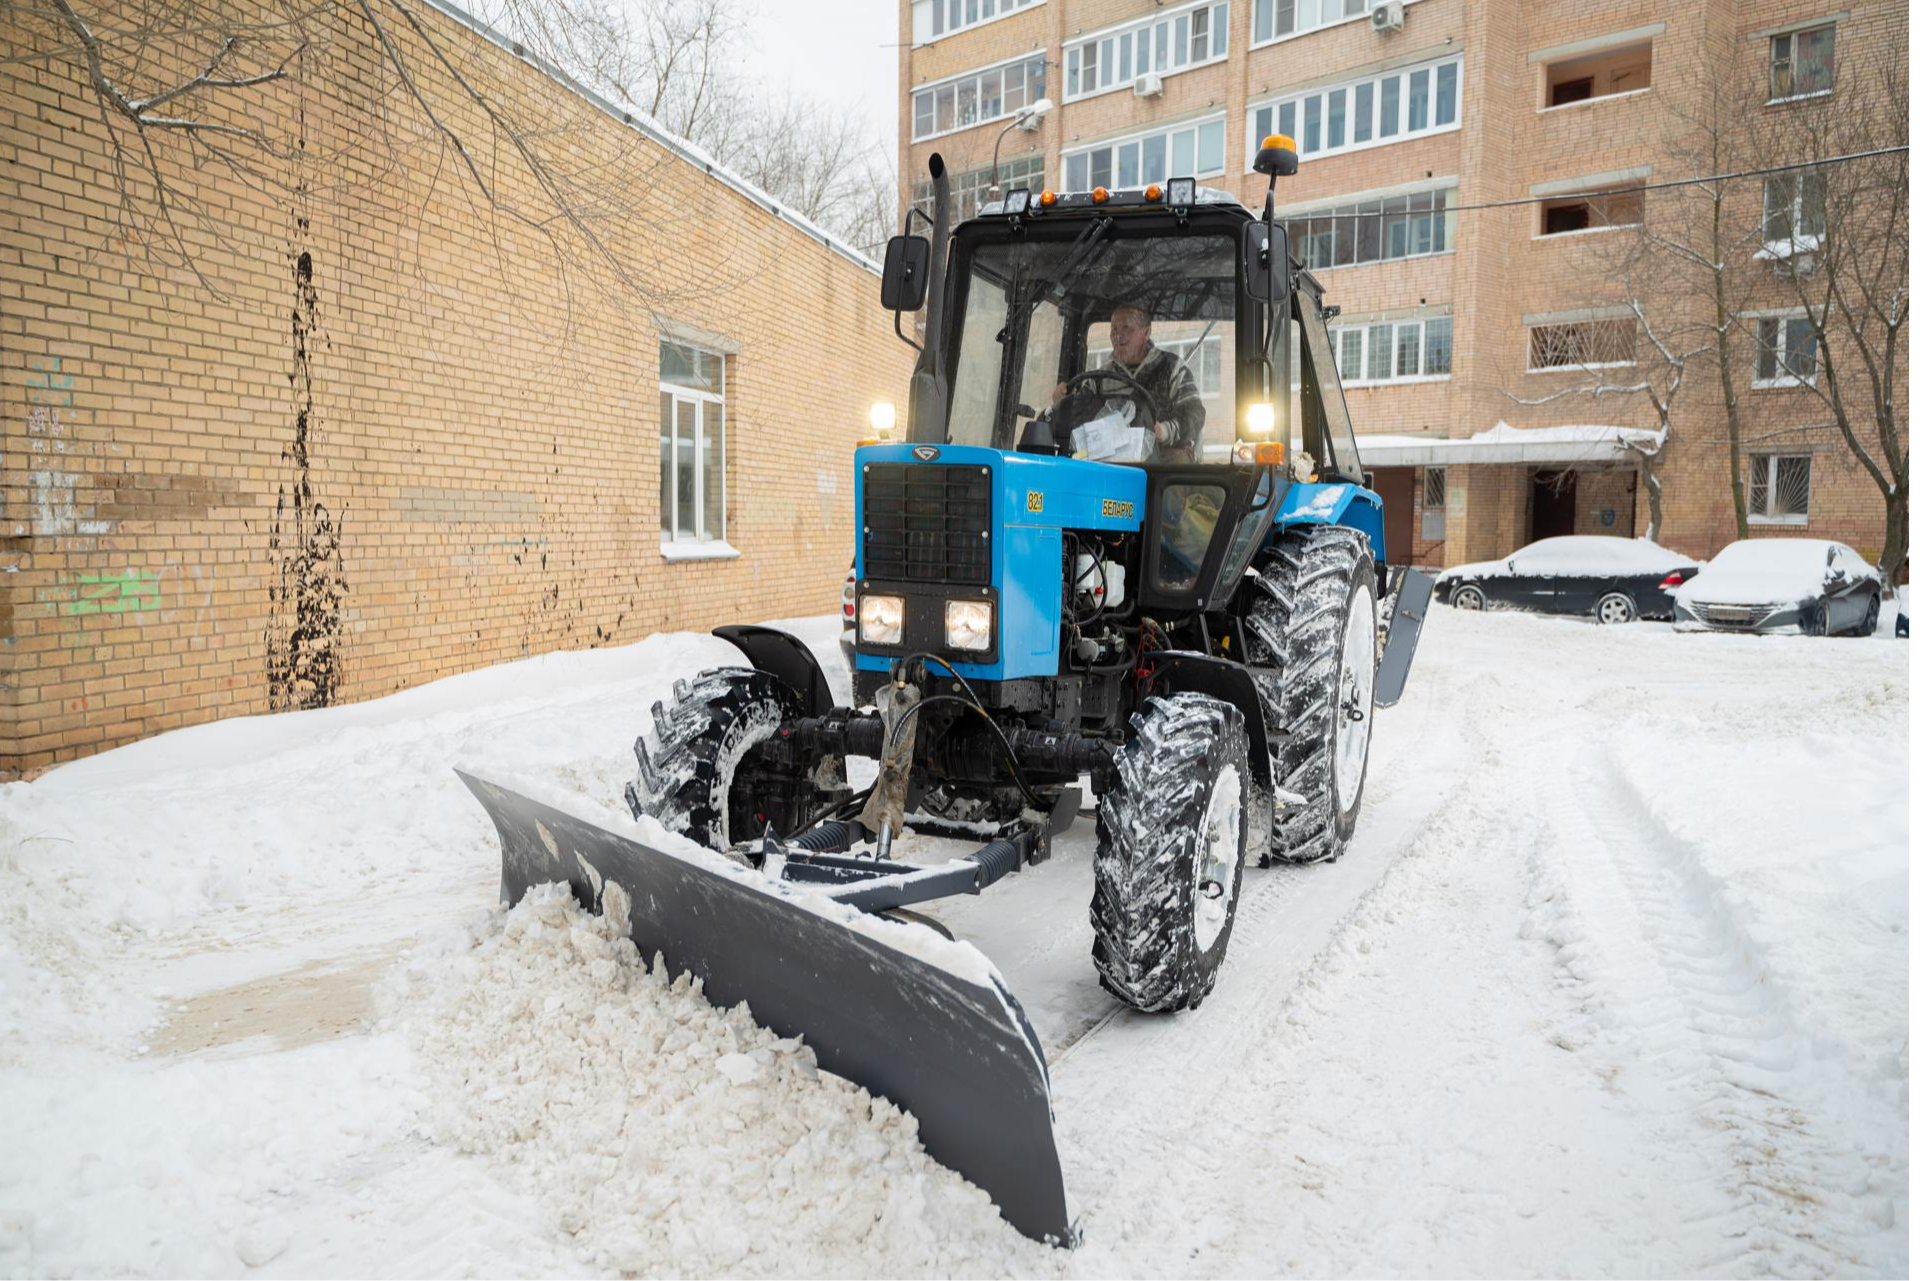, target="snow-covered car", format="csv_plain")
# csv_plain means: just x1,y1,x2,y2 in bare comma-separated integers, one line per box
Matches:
1673,538,1883,636
1433,536,1701,624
